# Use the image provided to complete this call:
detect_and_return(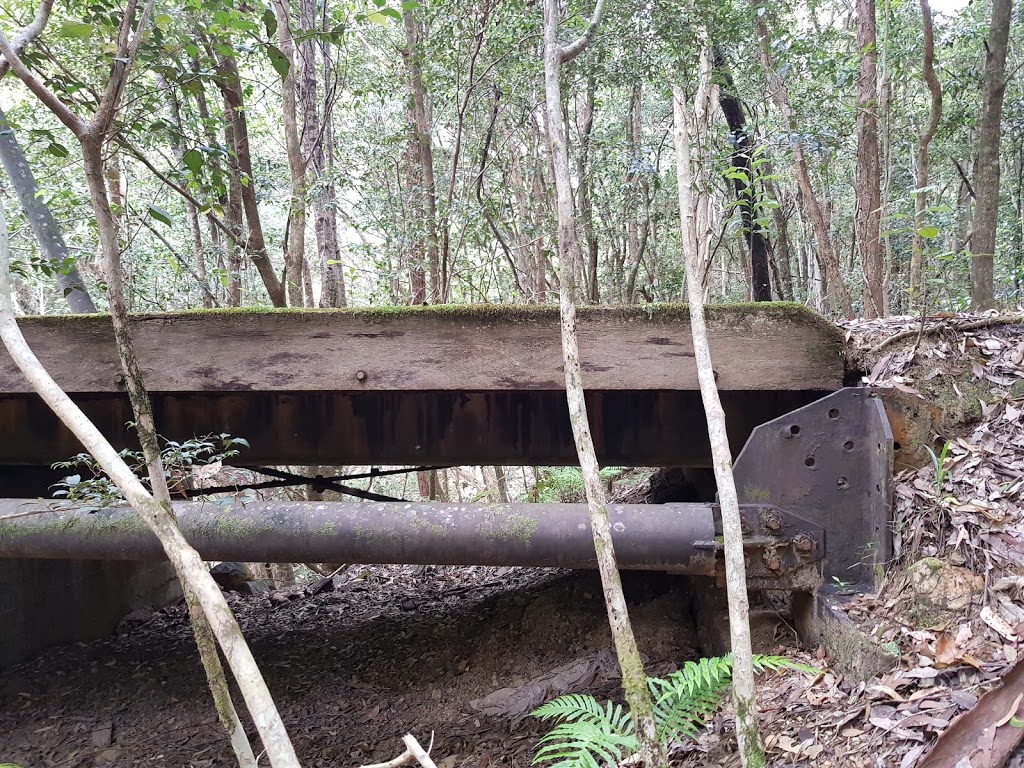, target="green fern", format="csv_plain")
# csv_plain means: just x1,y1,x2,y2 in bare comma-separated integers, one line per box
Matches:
533,695,635,731
531,654,813,768
648,656,735,741
533,721,639,768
